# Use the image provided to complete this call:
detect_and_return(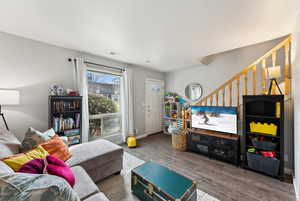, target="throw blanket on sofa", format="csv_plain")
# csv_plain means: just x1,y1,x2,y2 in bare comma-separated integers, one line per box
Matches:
18,155,75,187
0,172,79,201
